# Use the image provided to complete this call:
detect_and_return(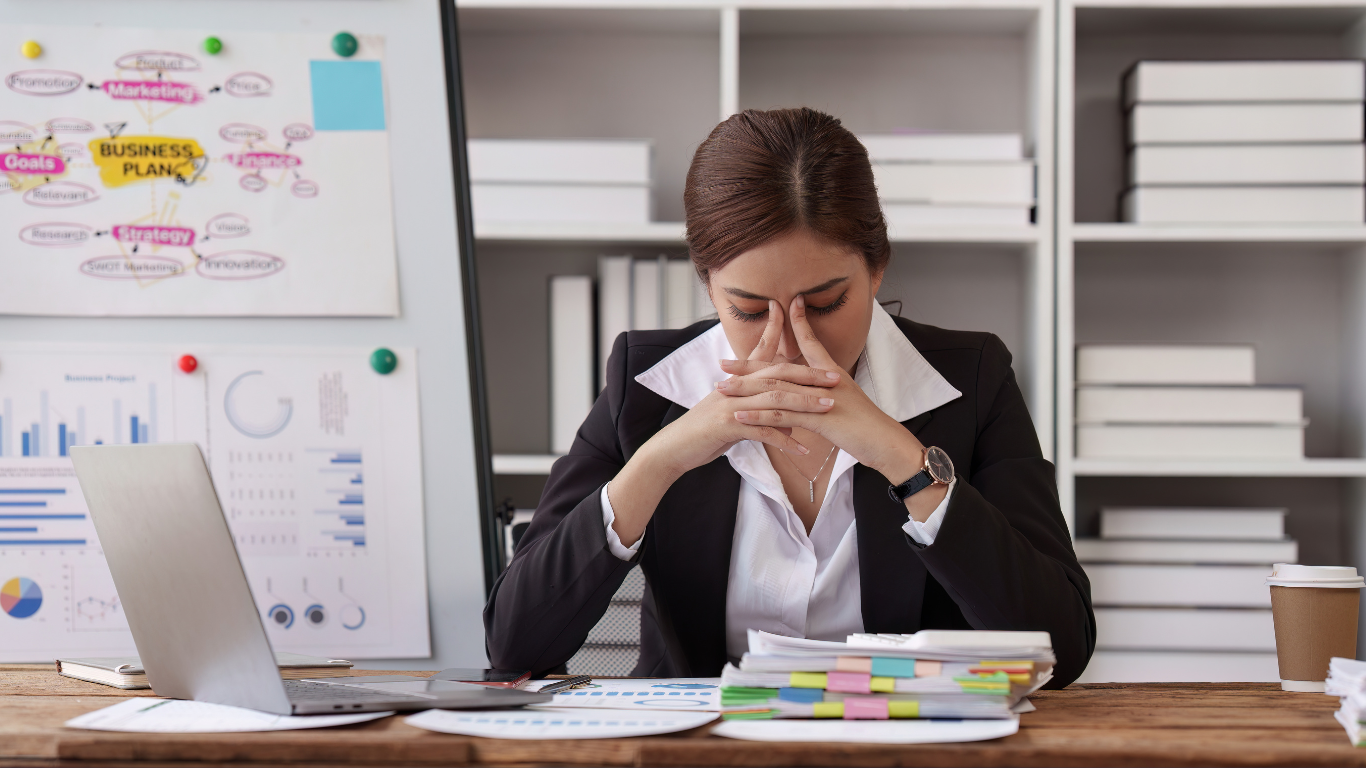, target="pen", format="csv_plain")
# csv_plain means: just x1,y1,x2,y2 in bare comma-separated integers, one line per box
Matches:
538,675,592,694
